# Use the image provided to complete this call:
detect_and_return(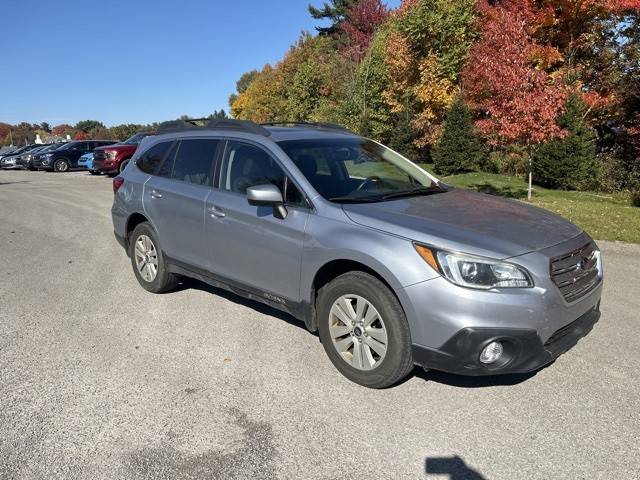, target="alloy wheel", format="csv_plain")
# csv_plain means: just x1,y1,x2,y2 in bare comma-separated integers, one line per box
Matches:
134,234,159,282
55,160,69,172
329,295,388,371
